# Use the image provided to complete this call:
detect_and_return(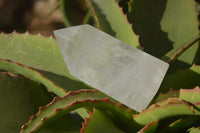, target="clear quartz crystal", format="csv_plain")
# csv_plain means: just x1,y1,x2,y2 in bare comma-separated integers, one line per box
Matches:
54,25,169,111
